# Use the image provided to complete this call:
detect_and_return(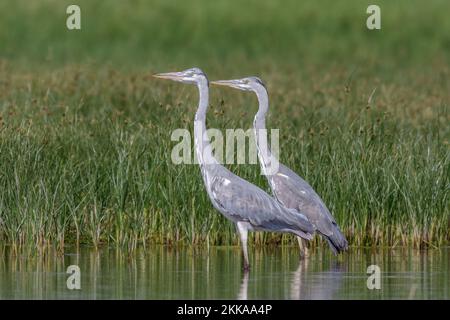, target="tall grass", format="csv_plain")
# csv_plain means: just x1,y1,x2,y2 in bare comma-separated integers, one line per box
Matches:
0,66,448,251
0,1,448,251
